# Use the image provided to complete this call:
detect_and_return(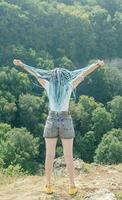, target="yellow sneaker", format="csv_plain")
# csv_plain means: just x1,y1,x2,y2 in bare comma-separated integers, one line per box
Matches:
44,184,54,194
68,185,78,195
